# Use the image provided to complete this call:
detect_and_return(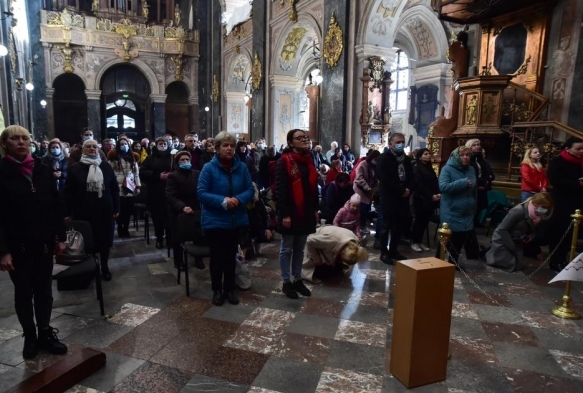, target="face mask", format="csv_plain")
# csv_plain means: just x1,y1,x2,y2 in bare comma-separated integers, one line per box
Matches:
83,154,98,160
30,146,36,153
120,145,129,153
179,162,192,170
157,145,167,152
535,207,548,216
394,143,405,153
258,143,265,150
83,135,93,141
51,148,61,156
173,142,179,148
371,159,377,166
